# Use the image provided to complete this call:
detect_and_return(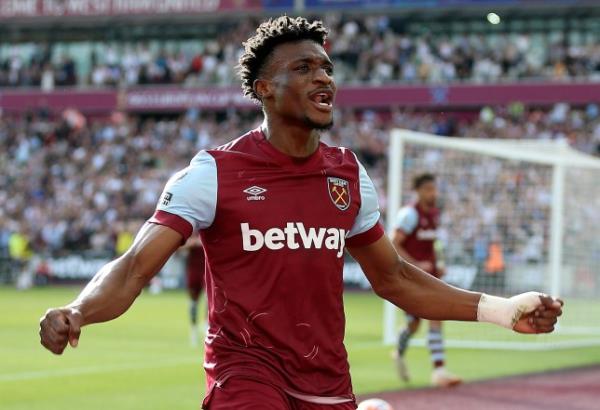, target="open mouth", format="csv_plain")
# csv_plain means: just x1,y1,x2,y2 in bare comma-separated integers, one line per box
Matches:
308,90,333,110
